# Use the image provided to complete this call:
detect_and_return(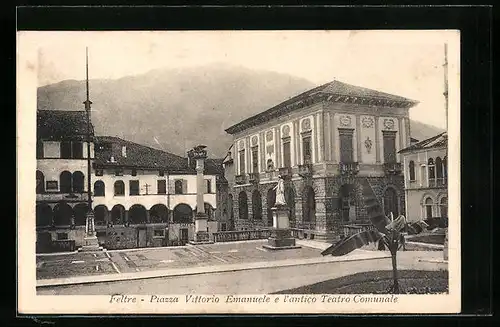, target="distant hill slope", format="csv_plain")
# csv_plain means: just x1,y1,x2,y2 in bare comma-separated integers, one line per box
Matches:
409,120,445,143
37,64,444,157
